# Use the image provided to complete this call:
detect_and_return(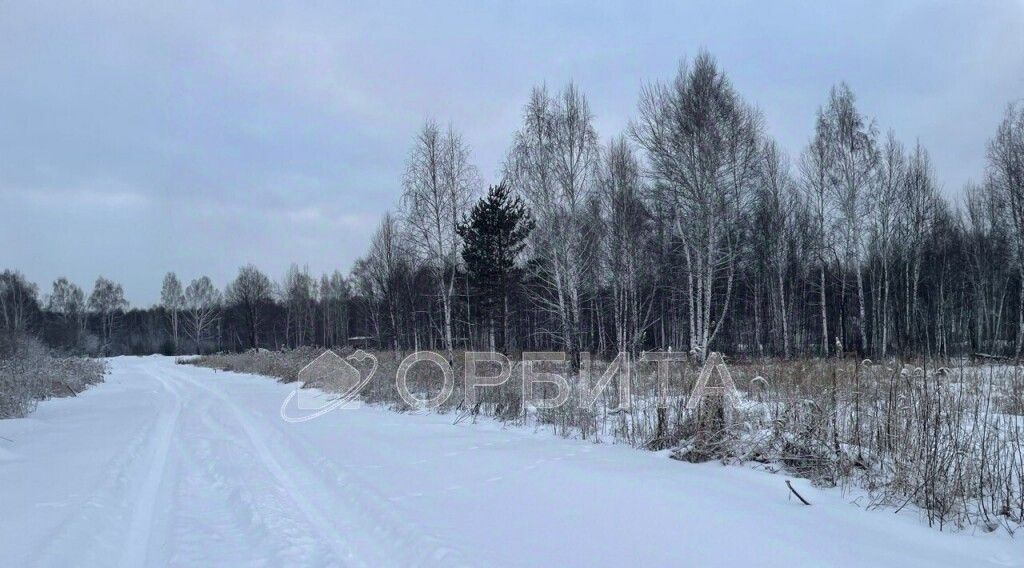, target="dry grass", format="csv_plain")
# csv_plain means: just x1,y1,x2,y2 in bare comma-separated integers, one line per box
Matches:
187,348,1024,533
0,335,106,418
